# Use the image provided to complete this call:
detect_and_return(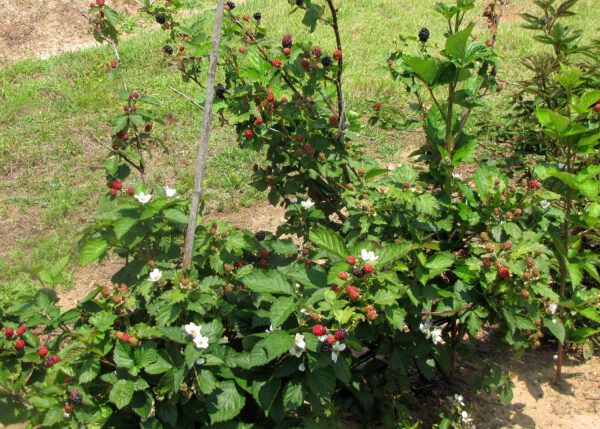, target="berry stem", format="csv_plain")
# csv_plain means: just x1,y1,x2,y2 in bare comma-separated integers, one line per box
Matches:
324,0,348,142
